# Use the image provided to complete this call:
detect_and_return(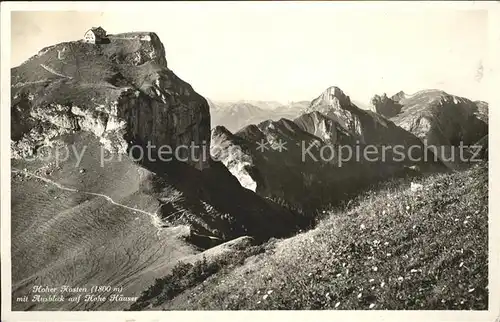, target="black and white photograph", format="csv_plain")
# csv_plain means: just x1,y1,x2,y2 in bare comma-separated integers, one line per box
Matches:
1,1,498,321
